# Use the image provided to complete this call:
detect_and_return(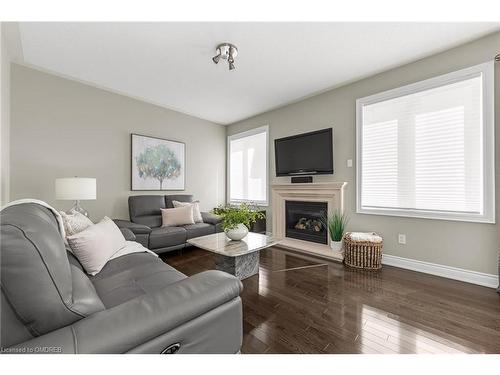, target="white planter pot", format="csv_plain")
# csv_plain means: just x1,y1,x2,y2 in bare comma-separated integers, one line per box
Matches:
330,240,343,252
225,223,249,241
